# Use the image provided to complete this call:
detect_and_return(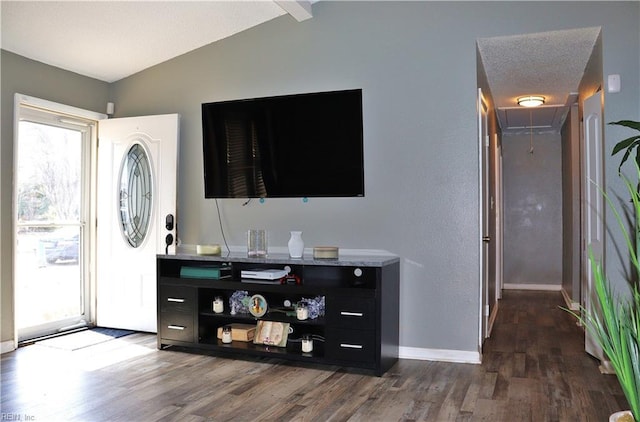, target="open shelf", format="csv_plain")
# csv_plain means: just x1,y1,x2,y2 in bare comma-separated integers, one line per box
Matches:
199,310,325,326
157,252,399,375
197,335,325,359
